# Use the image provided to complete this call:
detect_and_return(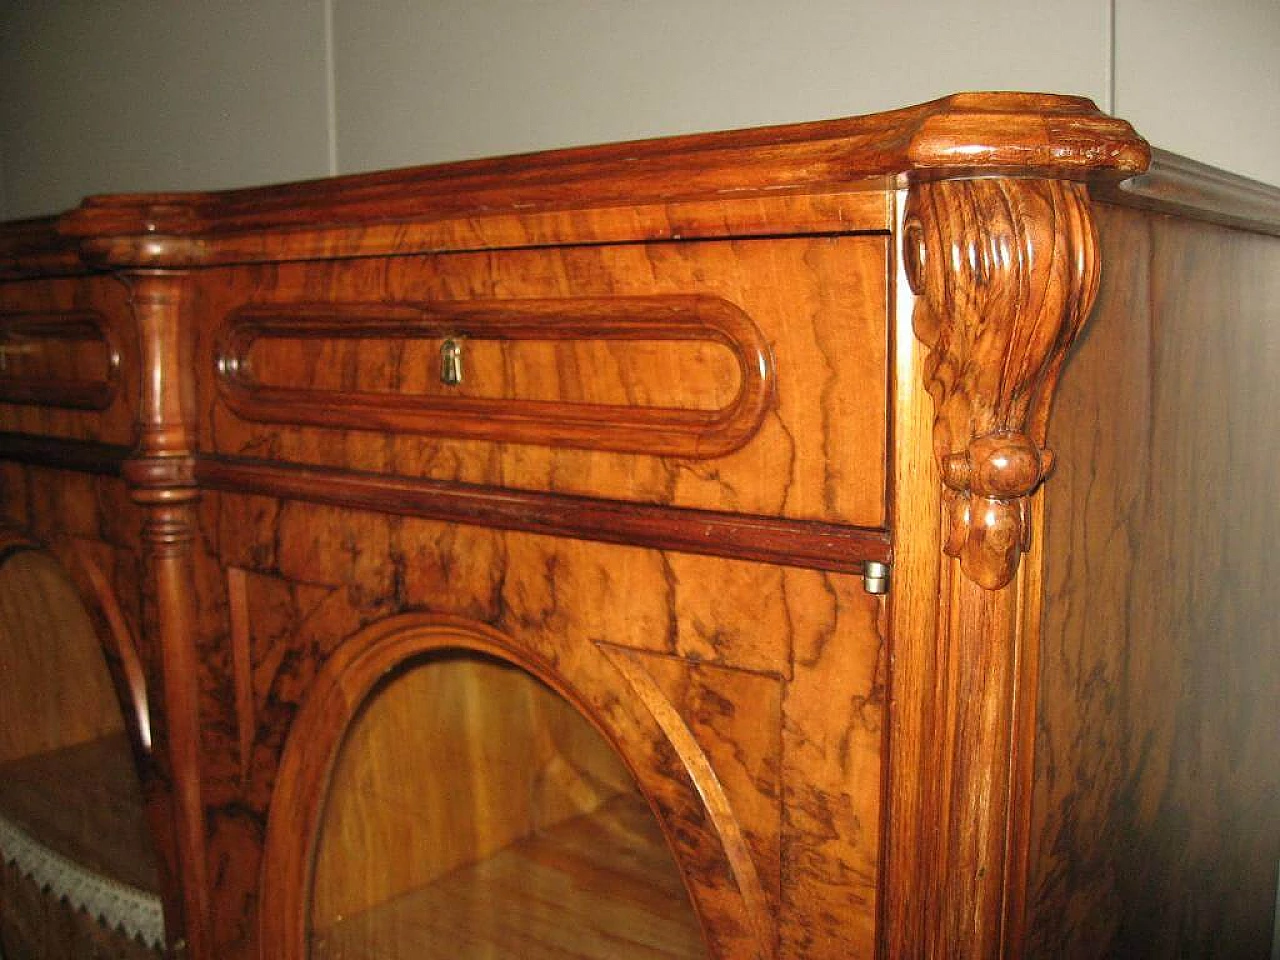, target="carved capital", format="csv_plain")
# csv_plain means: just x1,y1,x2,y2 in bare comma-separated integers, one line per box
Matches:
904,178,1099,589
